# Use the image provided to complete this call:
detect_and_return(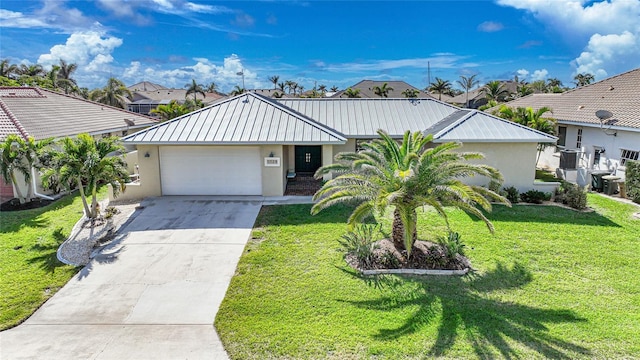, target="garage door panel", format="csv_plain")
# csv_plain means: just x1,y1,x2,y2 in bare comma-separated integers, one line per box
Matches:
160,146,262,195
